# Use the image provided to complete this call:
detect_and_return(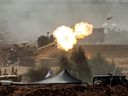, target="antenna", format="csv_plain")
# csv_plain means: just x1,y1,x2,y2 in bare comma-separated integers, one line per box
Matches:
110,59,117,87
112,64,117,76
